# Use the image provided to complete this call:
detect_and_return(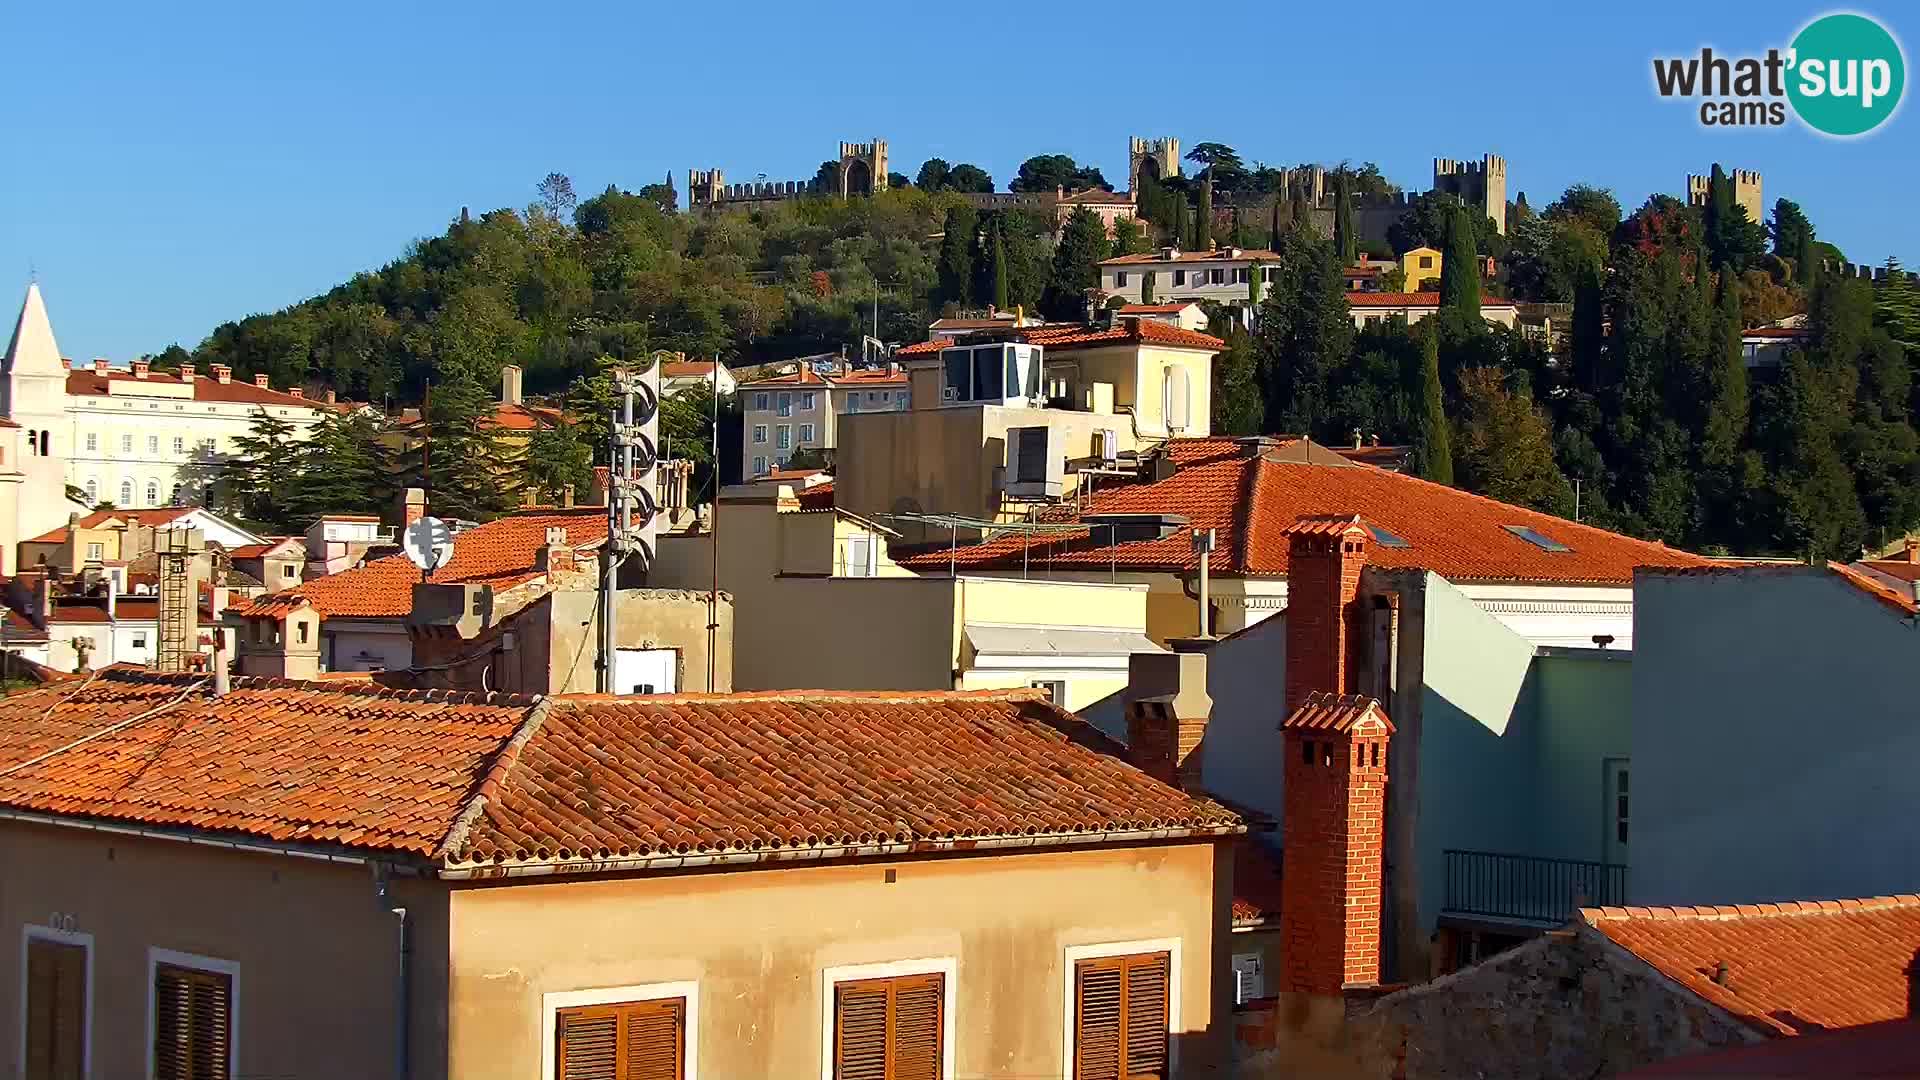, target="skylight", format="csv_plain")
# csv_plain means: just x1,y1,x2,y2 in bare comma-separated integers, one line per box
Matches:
1504,525,1571,552
1366,523,1411,548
